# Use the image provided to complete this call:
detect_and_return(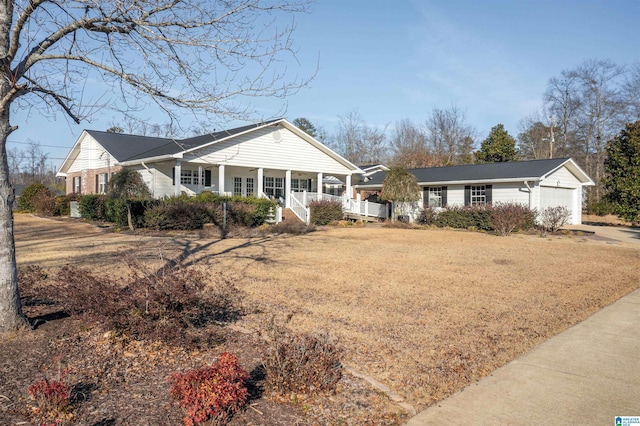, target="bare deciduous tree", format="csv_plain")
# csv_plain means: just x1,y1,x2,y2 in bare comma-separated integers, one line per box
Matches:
331,109,387,165
517,112,553,160
389,119,432,168
425,105,476,166
0,0,313,331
